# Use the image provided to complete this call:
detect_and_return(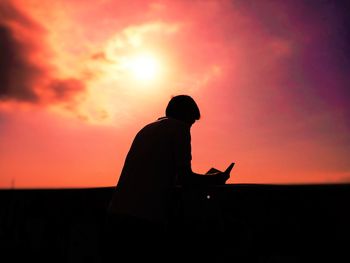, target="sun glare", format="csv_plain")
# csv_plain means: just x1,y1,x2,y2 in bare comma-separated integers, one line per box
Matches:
126,54,160,81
